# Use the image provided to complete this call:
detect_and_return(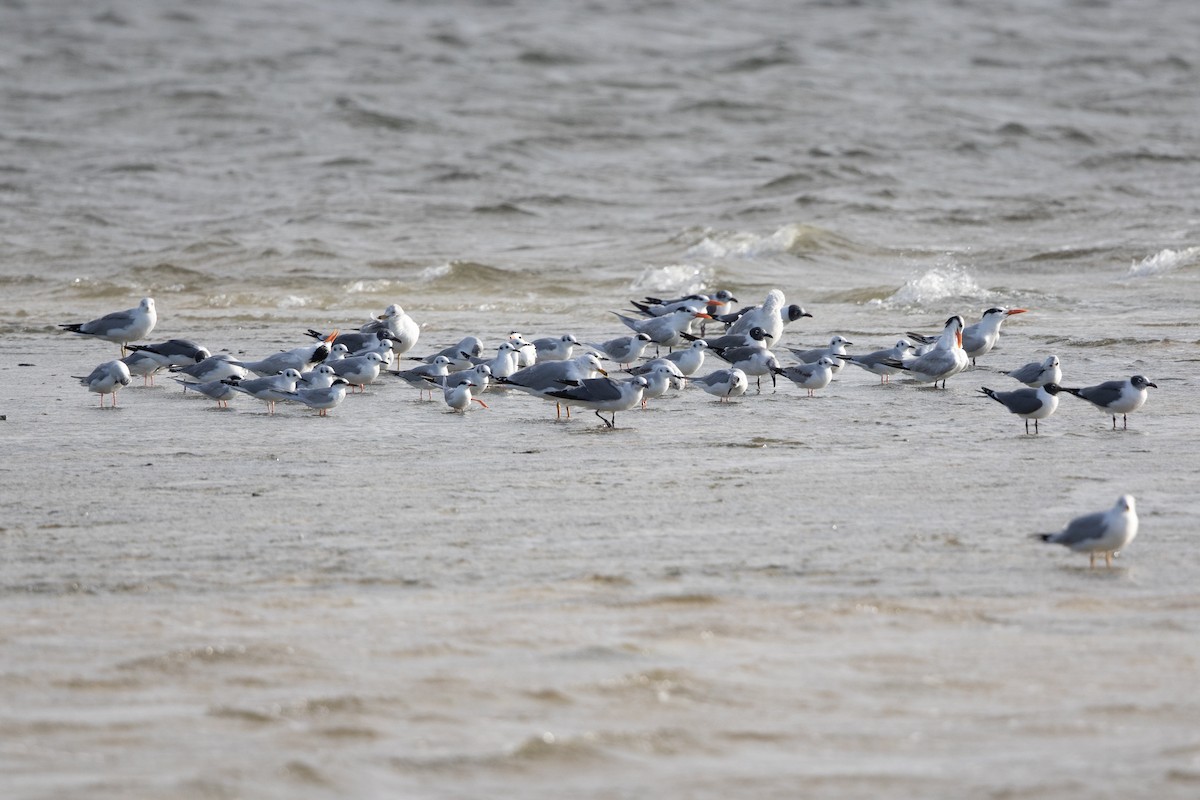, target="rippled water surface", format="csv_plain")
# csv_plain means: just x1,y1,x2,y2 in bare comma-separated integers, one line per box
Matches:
3,1,1200,797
